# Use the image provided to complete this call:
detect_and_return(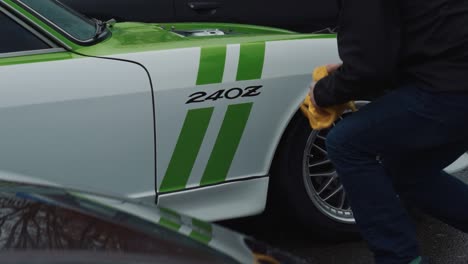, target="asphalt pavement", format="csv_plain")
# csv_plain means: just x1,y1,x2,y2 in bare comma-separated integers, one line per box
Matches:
222,169,468,264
